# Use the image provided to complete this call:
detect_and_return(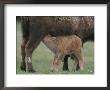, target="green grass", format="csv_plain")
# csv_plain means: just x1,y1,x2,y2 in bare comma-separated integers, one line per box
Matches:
16,22,94,74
